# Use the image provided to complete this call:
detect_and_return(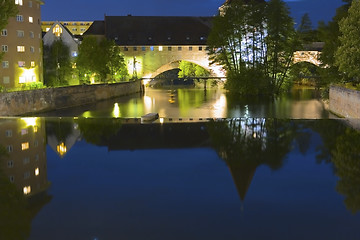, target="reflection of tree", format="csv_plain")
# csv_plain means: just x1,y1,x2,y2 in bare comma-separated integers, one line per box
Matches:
332,128,360,214
207,118,296,200
78,118,122,145
46,118,75,143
